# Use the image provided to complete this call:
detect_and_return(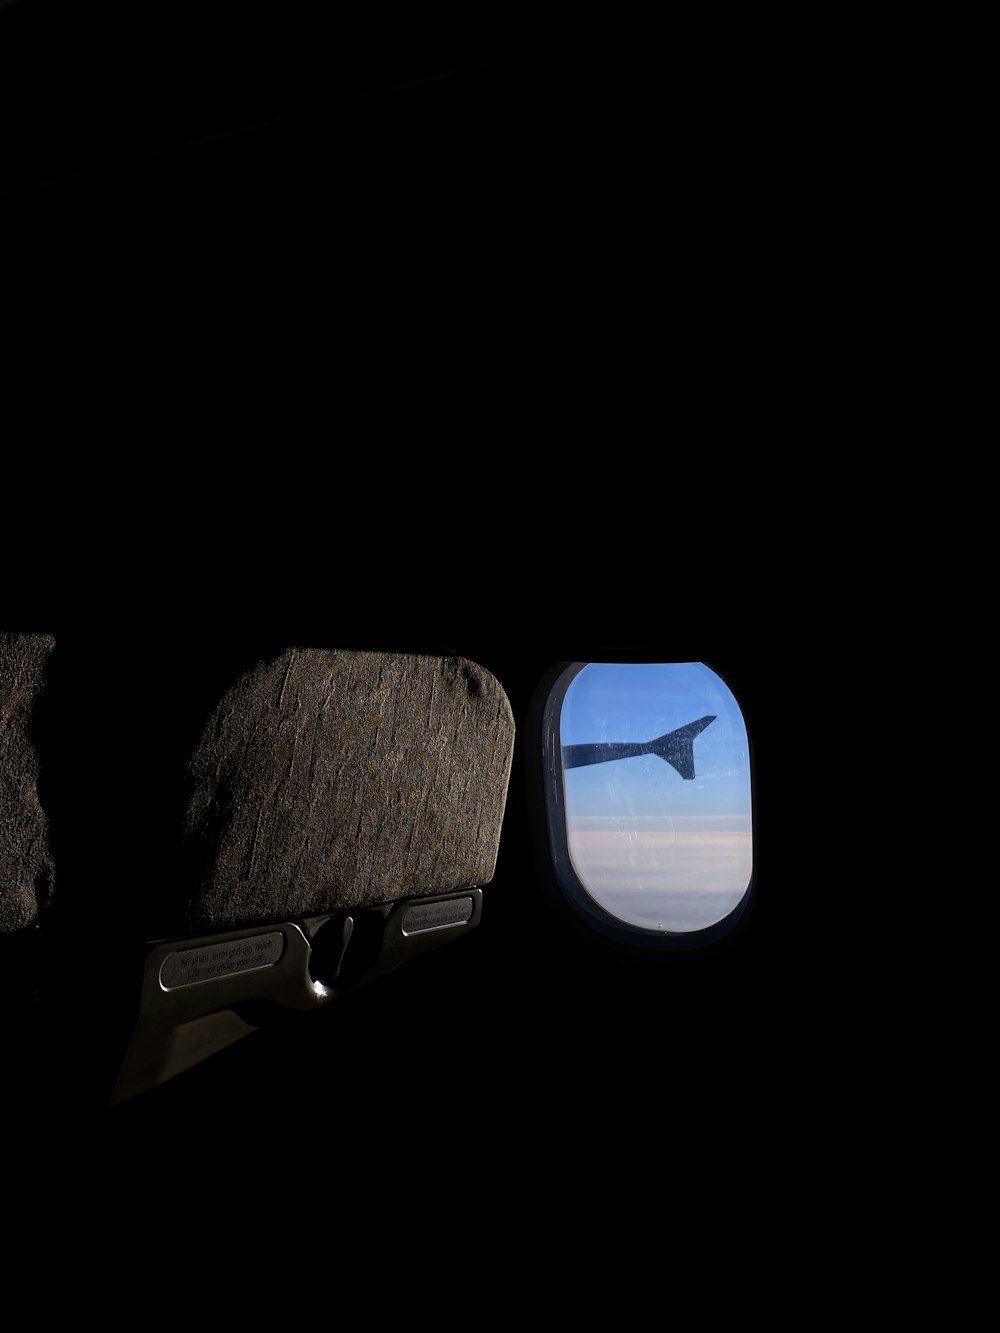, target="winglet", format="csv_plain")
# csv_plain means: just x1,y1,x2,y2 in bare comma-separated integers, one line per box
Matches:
645,715,716,780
